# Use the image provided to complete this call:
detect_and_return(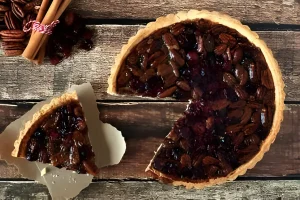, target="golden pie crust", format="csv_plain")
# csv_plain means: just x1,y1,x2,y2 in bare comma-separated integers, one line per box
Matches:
12,91,79,158
108,10,285,188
